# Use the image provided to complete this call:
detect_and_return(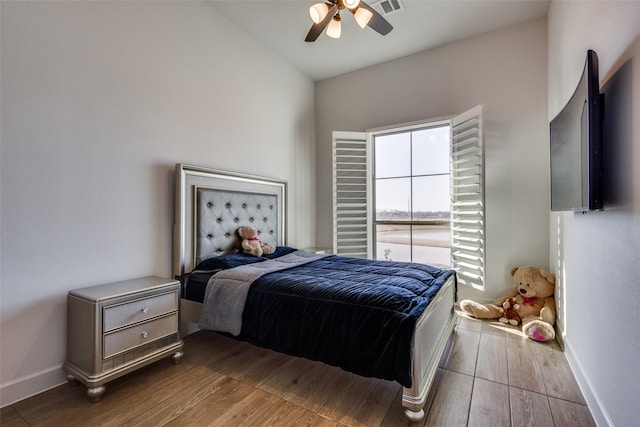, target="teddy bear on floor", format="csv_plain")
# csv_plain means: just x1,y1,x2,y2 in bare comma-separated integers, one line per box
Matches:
459,265,557,342
499,298,521,326
237,225,275,257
